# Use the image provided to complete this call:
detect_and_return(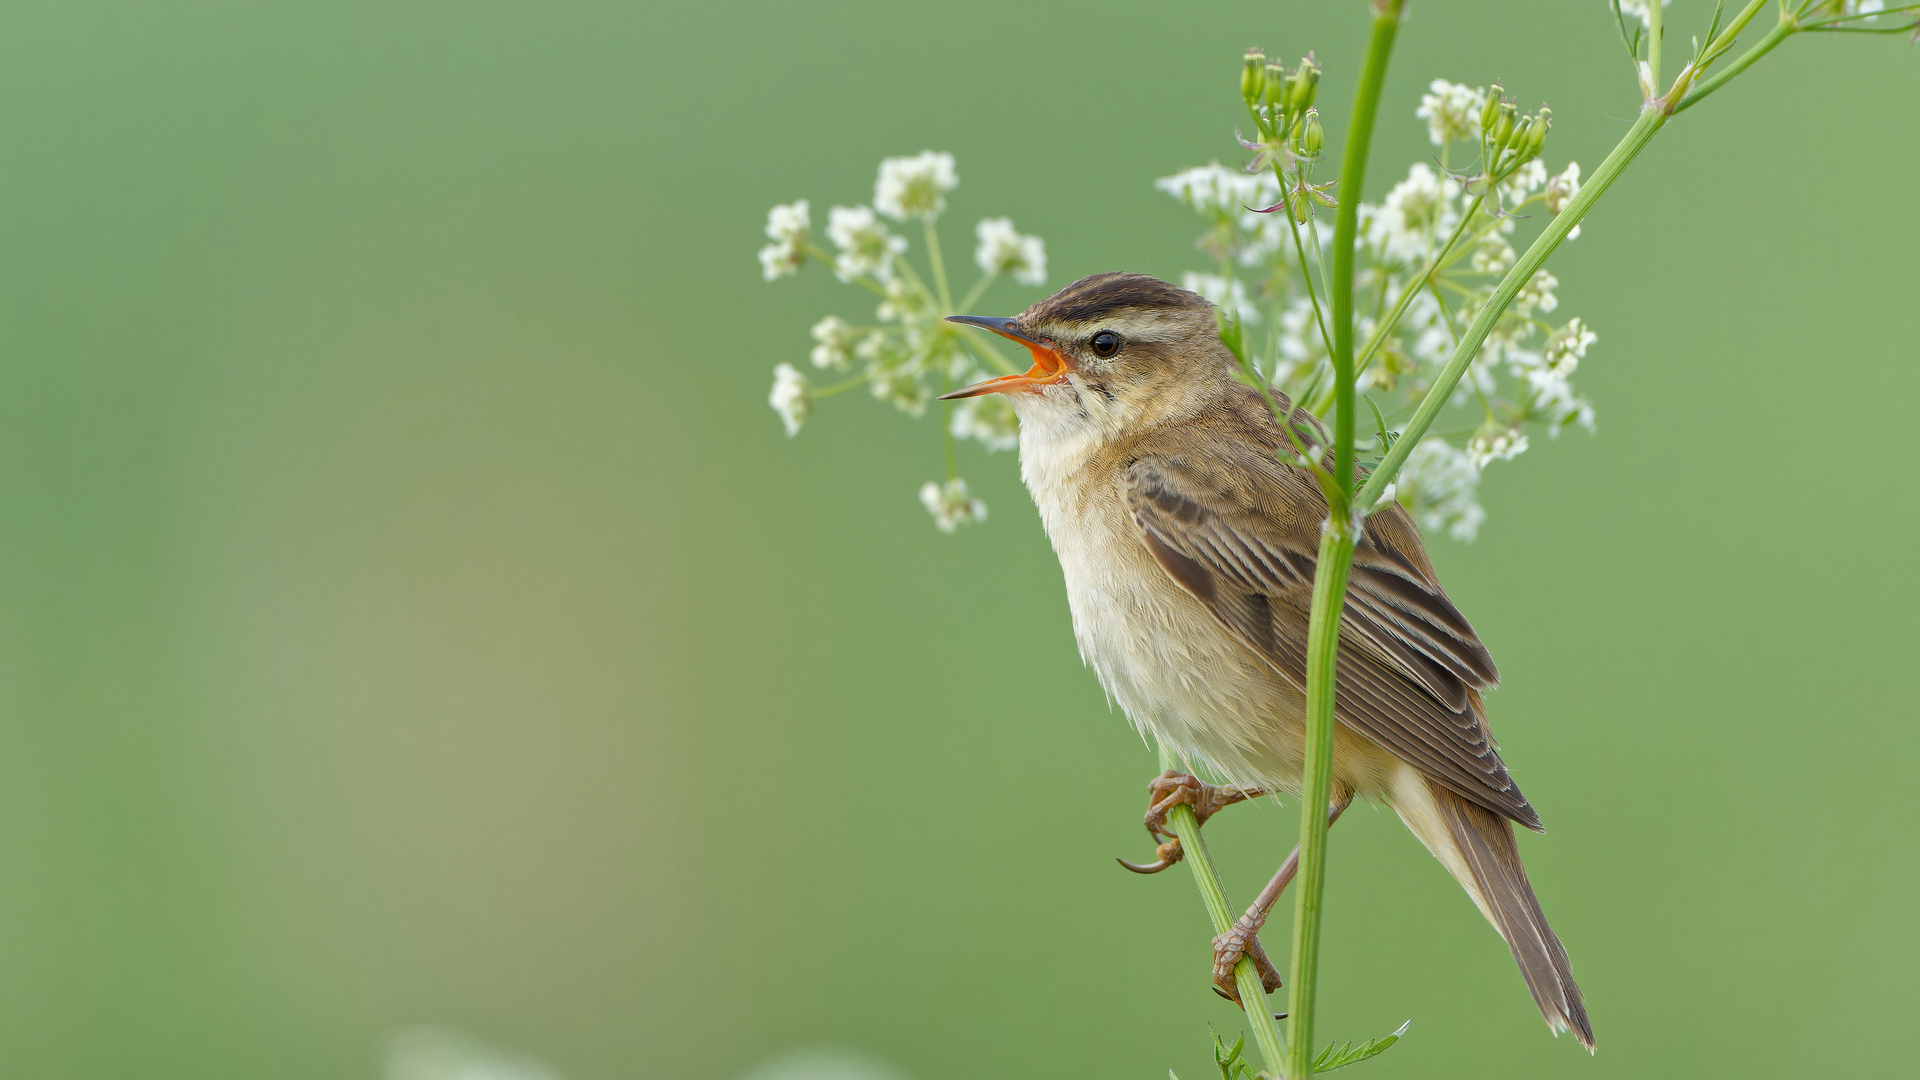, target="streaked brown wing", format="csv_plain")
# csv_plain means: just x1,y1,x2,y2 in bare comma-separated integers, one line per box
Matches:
1124,449,1540,830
